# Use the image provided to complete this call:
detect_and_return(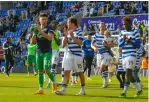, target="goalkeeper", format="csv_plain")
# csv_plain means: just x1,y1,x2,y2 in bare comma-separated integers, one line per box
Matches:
26,37,38,76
